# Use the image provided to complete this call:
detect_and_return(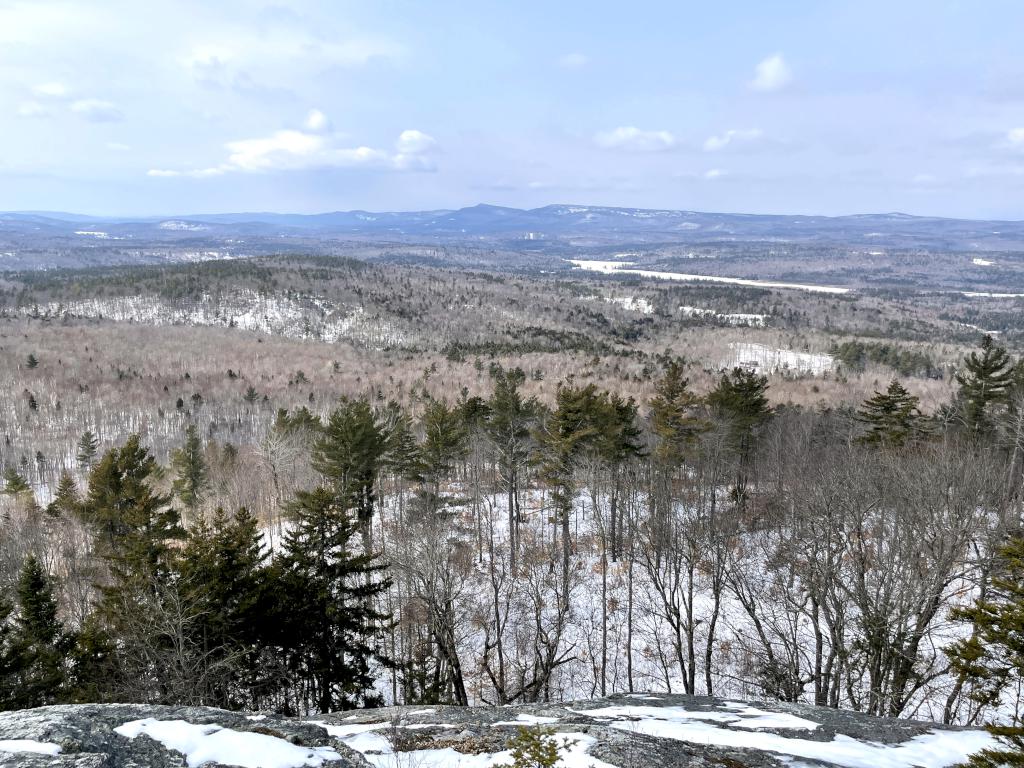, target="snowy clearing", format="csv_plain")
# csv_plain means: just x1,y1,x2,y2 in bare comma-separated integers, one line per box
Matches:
727,342,834,375
569,259,851,294
680,305,767,326
114,718,342,768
